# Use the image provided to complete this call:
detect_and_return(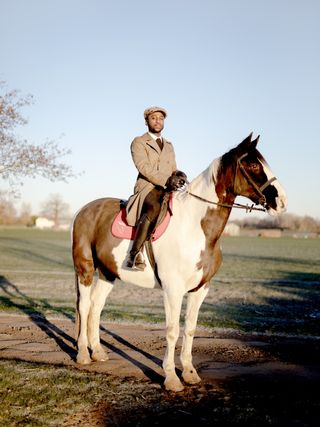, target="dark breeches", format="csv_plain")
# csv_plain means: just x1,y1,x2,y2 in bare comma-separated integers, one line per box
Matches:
141,186,165,225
